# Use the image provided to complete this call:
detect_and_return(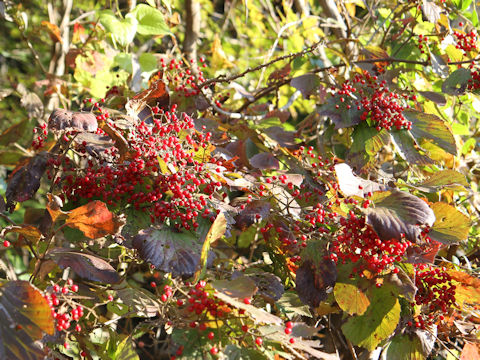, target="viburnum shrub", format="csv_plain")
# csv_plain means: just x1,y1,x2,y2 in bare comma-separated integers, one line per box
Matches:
2,0,480,359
